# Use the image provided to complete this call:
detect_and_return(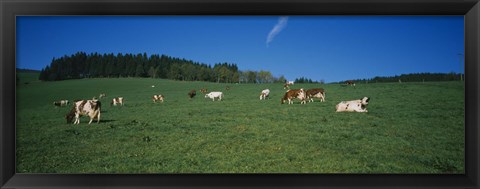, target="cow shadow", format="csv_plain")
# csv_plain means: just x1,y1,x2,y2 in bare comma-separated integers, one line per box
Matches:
100,119,115,123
